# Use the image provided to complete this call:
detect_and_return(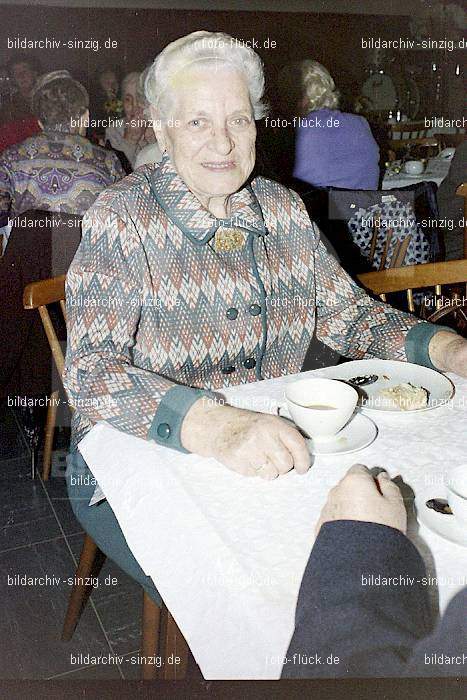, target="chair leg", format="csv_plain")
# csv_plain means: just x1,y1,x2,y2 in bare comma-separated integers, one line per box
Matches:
141,591,161,680
61,534,105,641
42,391,58,480
158,604,189,680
